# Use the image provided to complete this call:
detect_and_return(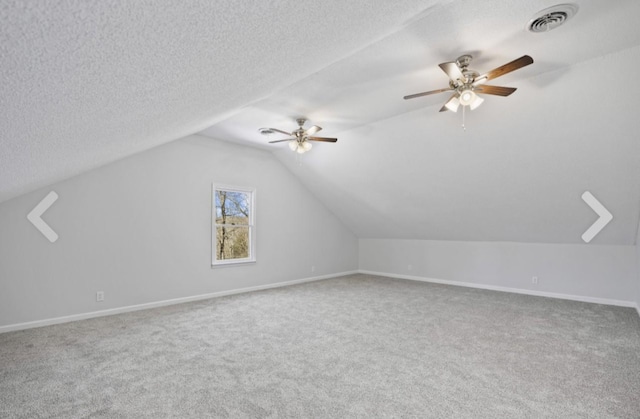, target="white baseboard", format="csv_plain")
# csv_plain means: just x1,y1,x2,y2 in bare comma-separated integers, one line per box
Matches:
358,270,638,309
2,269,636,333
0,270,358,334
